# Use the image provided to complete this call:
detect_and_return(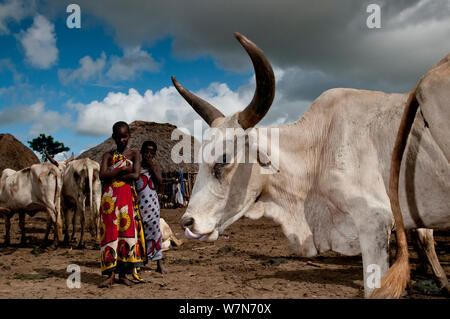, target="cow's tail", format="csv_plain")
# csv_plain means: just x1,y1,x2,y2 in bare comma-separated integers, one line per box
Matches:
370,84,421,299
51,167,63,242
